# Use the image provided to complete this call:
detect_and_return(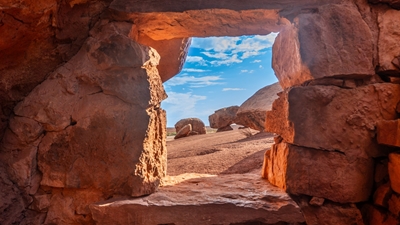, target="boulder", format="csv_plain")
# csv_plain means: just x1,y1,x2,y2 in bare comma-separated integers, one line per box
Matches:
174,124,192,139
273,4,374,88
295,196,364,225
209,106,239,130
90,173,305,225
2,22,167,223
217,126,233,132
235,82,282,131
175,118,206,135
265,83,400,159
377,120,400,147
389,152,400,194
377,9,400,75
266,142,374,203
